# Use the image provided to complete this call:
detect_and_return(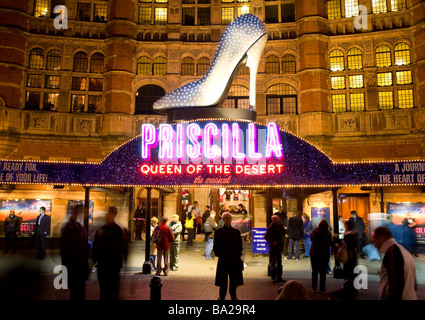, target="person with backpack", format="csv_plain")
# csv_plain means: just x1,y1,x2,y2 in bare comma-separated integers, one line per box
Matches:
153,216,175,276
